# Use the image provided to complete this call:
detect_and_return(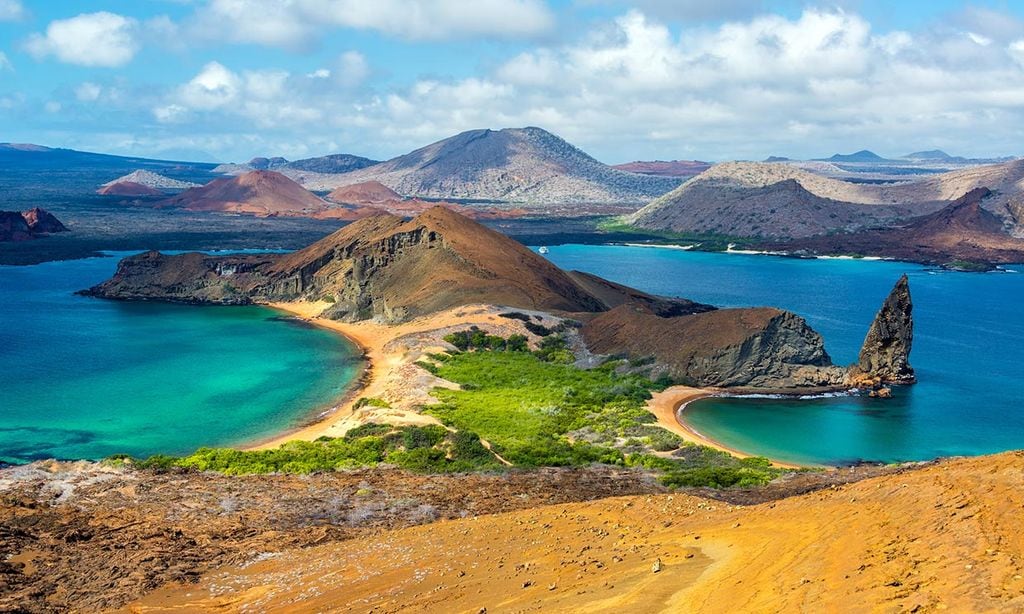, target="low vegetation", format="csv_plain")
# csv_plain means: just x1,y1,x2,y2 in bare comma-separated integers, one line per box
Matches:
116,332,781,489
119,424,501,475
423,333,781,487
597,219,755,252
